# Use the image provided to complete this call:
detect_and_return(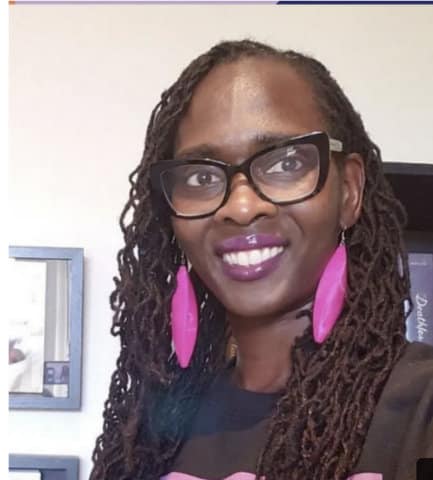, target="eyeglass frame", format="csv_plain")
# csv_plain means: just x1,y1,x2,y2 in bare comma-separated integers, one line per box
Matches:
150,131,344,220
